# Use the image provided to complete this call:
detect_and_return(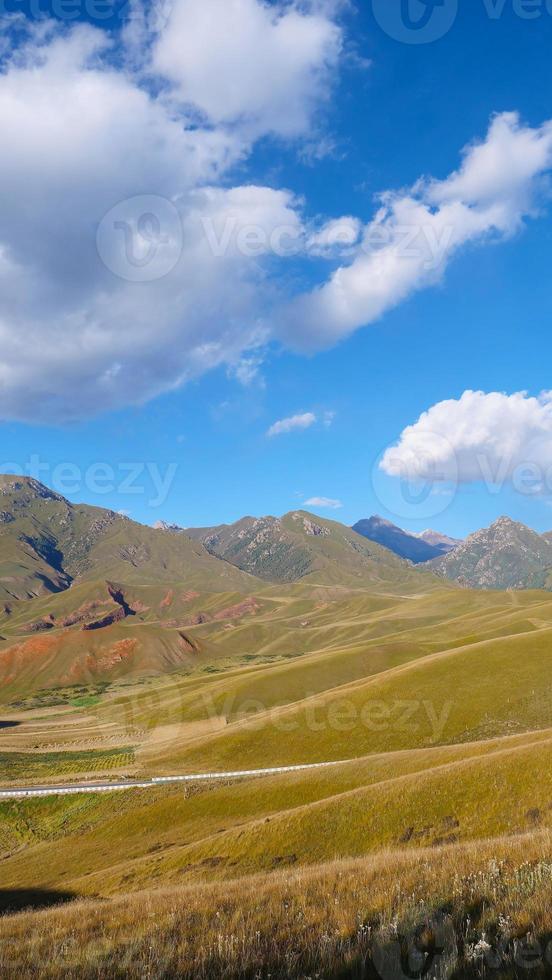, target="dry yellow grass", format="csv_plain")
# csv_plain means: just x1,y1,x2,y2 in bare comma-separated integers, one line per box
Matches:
4,586,552,976
2,830,552,978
